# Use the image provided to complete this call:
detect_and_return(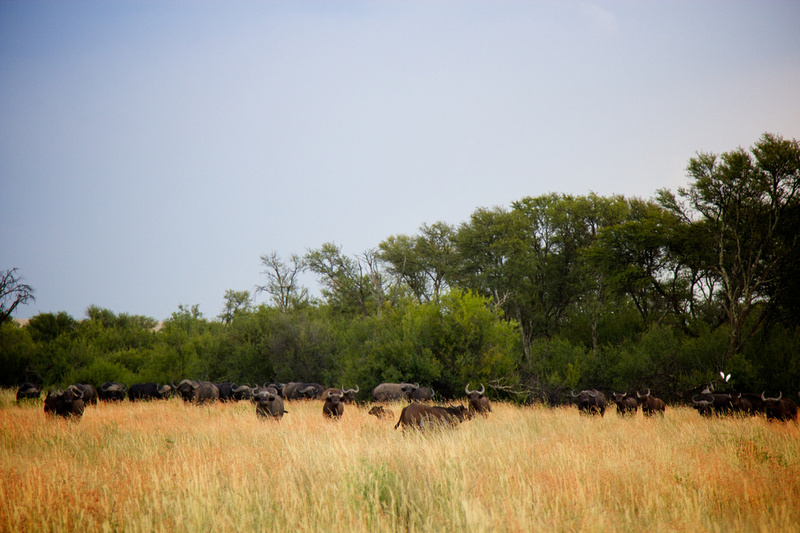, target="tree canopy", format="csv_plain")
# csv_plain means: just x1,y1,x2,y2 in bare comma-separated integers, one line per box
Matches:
4,133,799,401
